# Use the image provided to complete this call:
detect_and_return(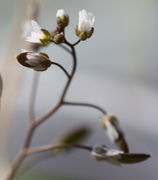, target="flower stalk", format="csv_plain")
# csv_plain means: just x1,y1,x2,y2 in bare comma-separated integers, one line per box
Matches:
5,8,150,180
